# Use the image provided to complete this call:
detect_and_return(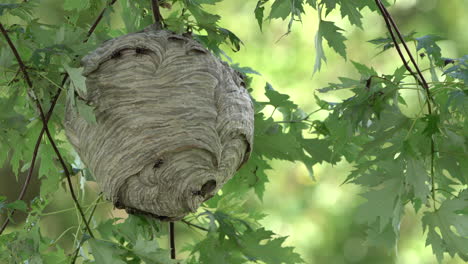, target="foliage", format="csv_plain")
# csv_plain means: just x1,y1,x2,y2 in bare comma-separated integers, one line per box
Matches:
0,0,467,263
